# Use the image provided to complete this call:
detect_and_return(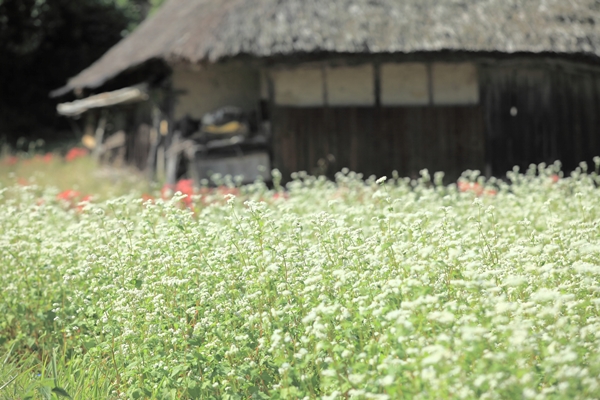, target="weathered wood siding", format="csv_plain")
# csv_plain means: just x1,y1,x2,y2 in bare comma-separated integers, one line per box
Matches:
123,102,152,170
272,106,484,181
272,59,600,182
481,62,600,175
